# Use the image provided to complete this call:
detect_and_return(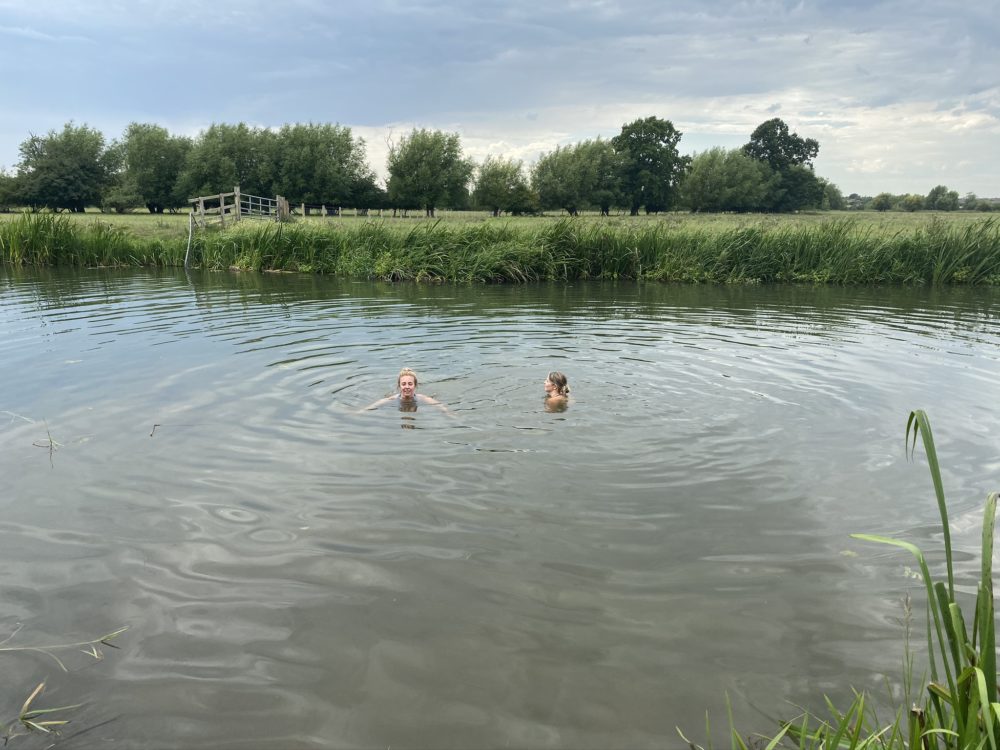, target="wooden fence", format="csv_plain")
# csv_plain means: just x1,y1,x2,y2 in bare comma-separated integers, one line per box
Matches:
188,187,290,228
